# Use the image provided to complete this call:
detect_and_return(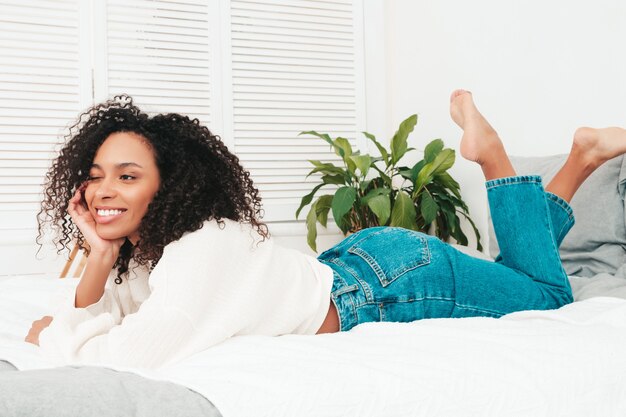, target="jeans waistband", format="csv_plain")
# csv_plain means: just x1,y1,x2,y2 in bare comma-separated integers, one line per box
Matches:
318,259,358,332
